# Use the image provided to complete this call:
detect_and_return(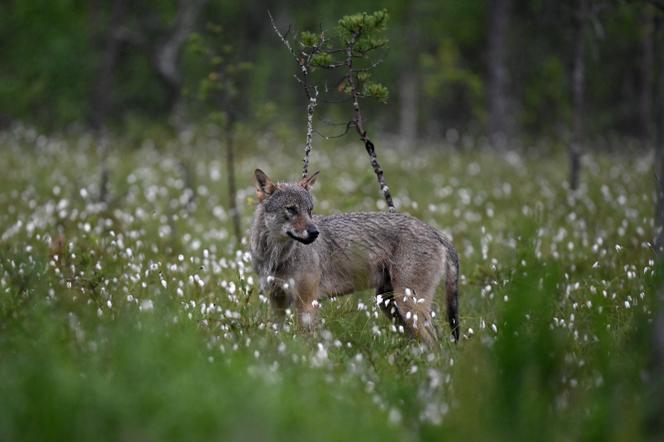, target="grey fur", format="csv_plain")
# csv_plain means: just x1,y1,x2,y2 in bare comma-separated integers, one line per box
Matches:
250,169,460,345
